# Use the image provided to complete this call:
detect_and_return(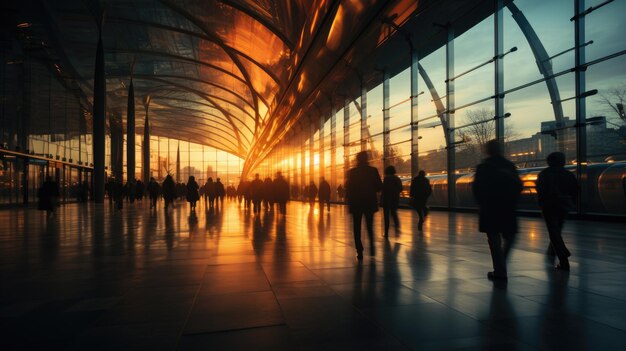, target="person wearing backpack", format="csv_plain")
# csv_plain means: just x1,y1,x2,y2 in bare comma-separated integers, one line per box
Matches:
536,152,577,271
